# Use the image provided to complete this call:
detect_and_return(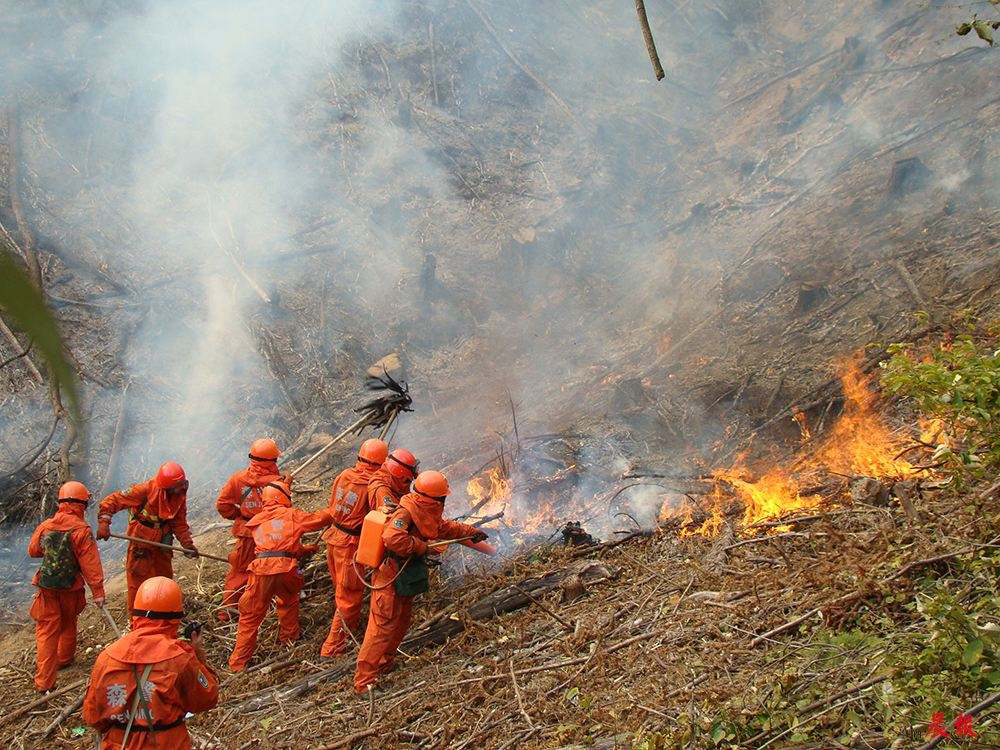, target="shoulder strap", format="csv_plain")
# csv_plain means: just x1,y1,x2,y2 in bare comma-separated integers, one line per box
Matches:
120,663,155,750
